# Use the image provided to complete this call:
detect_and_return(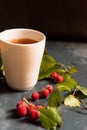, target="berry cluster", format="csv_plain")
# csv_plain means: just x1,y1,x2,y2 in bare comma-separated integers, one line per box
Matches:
16,72,63,121
16,84,54,121
50,72,63,83
31,84,54,100
16,98,43,121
